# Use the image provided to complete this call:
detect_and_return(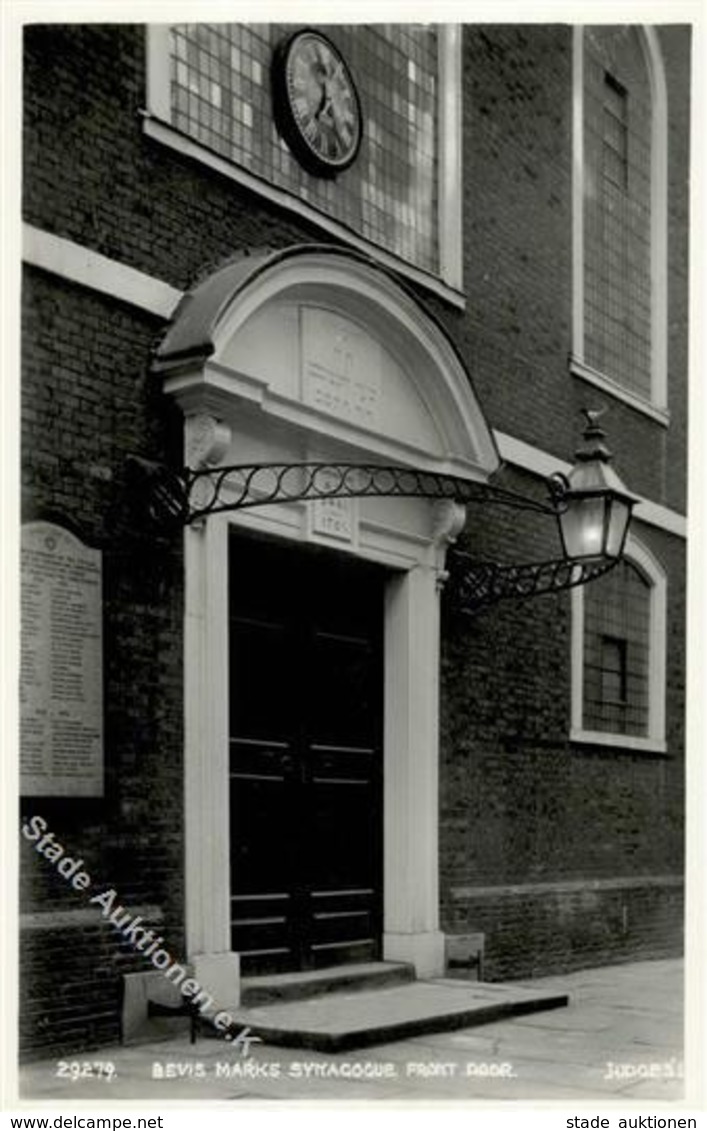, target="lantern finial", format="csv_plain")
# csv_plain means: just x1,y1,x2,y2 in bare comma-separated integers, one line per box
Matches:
580,406,606,432
575,408,613,465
